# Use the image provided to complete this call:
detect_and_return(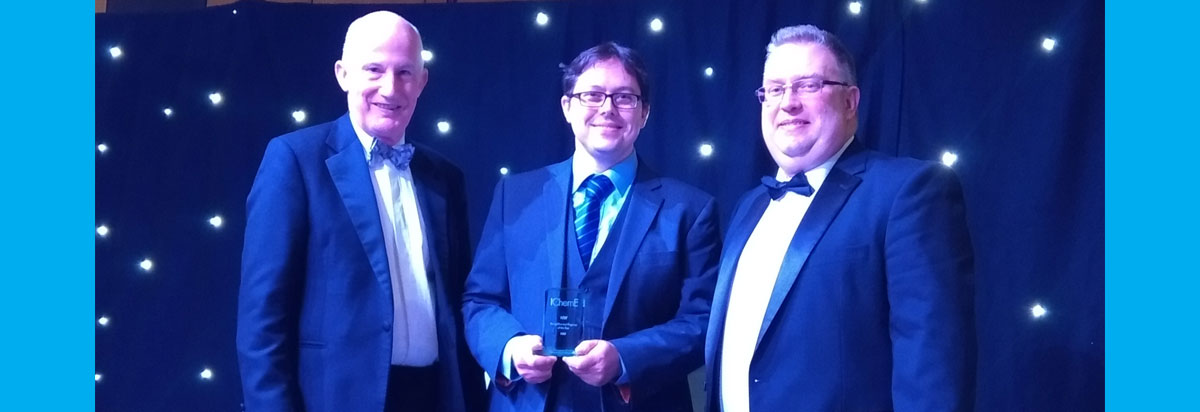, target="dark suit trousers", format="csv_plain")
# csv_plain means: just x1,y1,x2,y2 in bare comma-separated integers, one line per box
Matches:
385,364,438,412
